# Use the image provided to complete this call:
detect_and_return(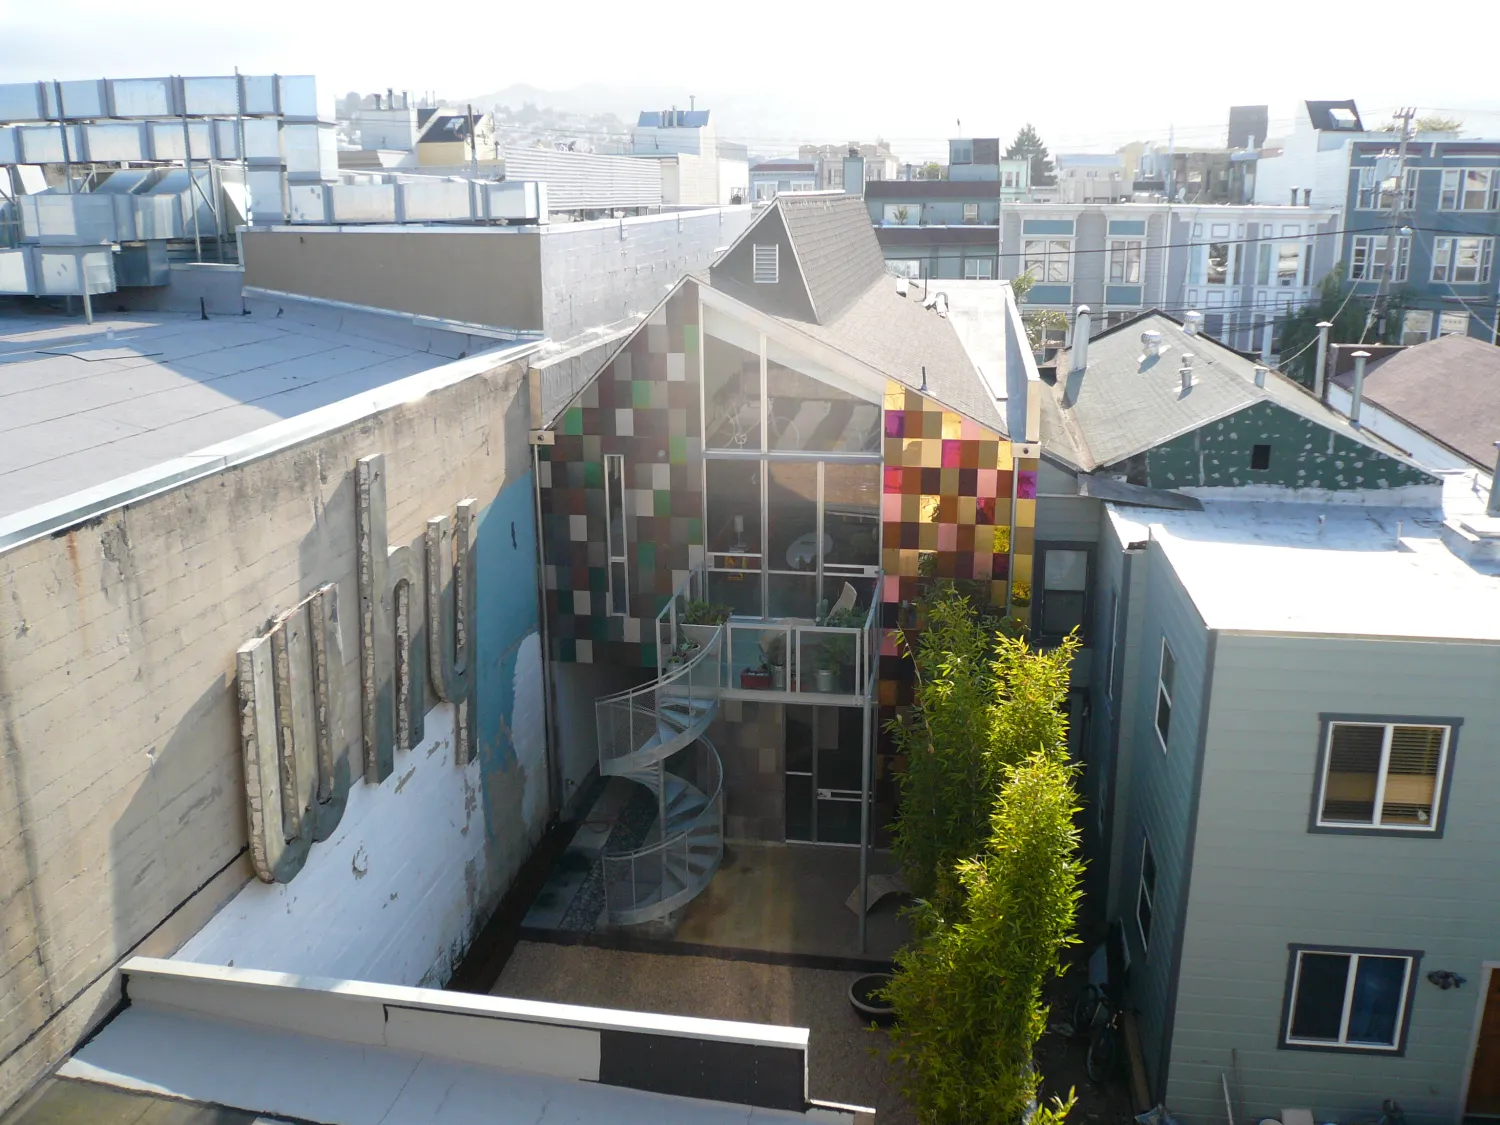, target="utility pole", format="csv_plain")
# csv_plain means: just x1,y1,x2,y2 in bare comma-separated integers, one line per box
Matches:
1367,106,1413,342
467,103,479,179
